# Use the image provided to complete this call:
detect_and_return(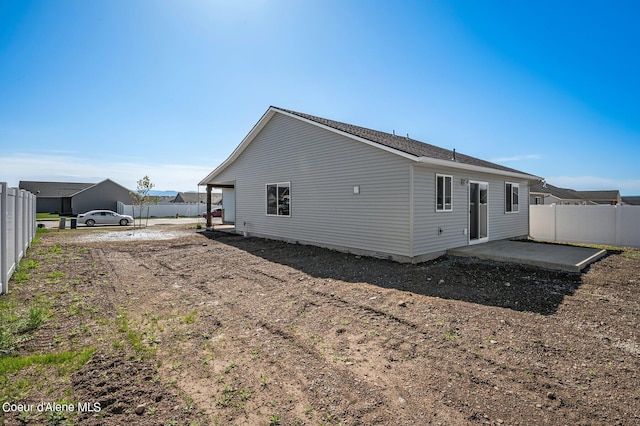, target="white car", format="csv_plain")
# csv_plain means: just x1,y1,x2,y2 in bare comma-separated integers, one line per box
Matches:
77,210,134,227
